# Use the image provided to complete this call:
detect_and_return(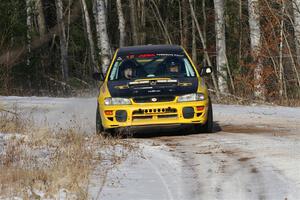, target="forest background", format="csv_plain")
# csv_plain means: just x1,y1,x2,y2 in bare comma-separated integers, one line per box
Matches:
1,0,300,104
